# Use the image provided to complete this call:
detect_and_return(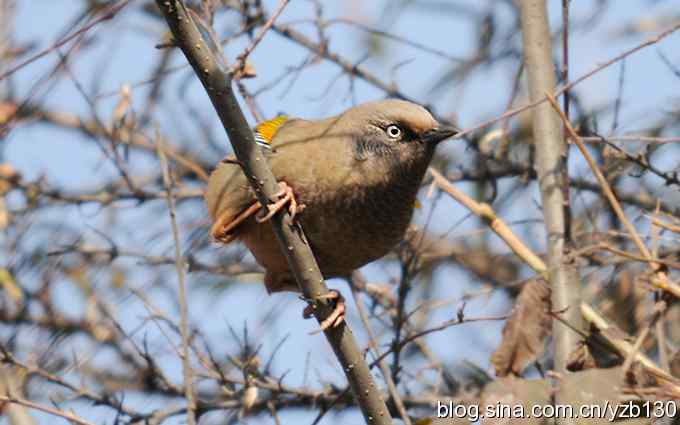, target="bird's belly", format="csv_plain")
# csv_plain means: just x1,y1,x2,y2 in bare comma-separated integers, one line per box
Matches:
240,188,415,279
297,187,415,275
